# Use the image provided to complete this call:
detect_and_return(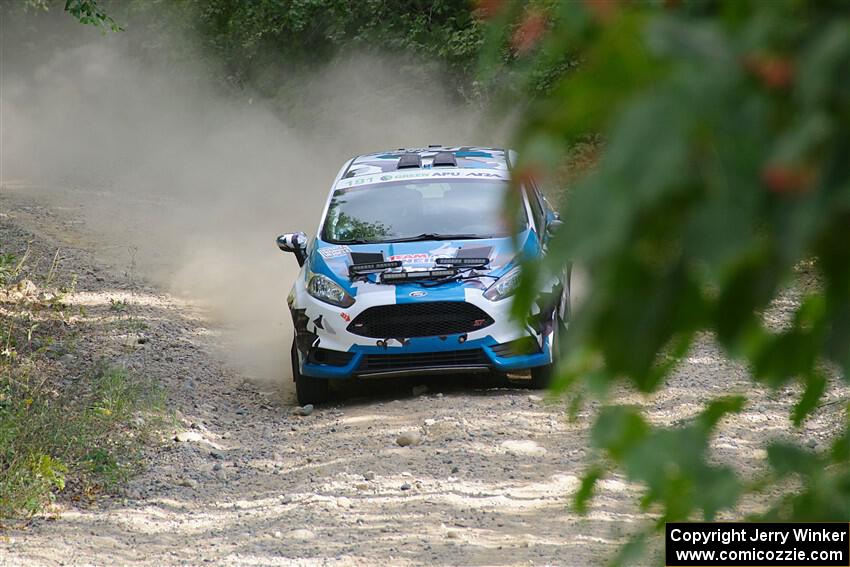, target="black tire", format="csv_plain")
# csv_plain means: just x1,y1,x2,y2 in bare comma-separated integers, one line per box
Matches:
291,339,329,405
528,362,553,389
